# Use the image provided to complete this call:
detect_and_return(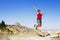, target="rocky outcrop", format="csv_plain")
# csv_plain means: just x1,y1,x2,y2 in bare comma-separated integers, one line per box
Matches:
47,32,60,38
0,22,60,38
4,22,49,37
